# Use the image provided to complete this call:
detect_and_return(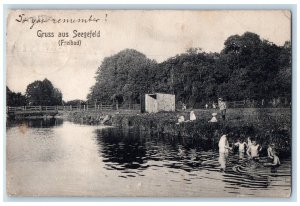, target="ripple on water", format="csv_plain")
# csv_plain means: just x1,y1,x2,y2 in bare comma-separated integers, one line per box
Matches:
96,128,291,196
7,119,291,197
